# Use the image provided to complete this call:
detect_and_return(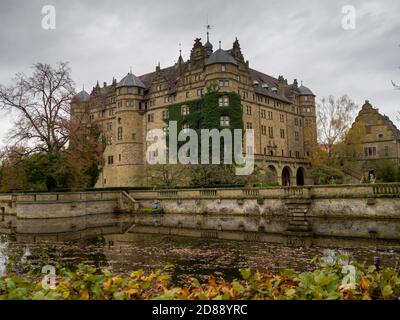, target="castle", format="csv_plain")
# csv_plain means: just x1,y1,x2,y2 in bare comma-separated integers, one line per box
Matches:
344,100,400,182
71,33,318,188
